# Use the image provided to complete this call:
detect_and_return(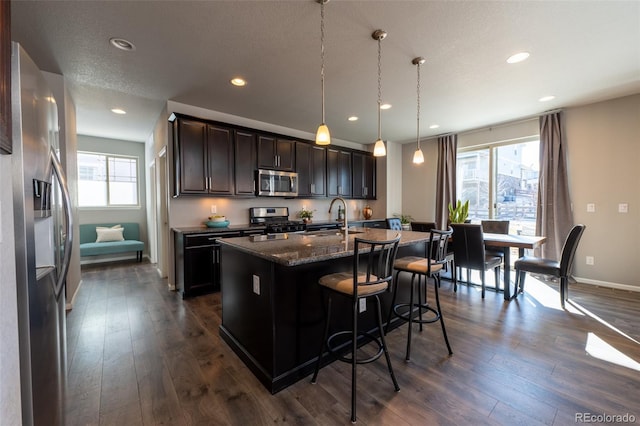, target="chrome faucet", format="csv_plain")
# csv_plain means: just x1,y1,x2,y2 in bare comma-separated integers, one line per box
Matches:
328,197,348,234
